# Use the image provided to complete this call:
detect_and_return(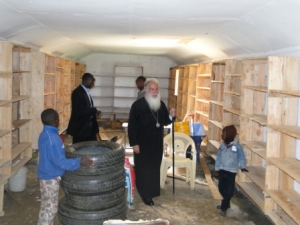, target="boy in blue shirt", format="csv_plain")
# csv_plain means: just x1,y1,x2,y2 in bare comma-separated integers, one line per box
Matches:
215,125,248,217
37,108,93,225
